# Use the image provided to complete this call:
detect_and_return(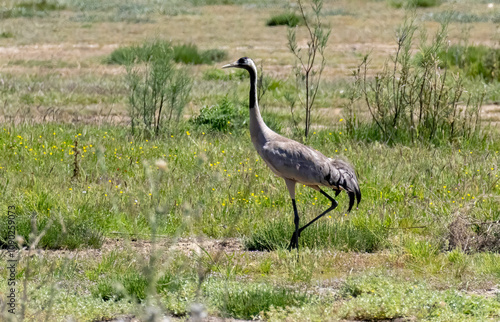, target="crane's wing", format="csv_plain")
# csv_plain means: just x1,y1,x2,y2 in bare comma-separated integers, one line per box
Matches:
260,137,361,212
260,138,332,186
